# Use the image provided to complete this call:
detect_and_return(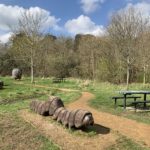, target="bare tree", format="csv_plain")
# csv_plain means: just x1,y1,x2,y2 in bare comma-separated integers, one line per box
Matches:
108,7,144,89
74,34,102,80
10,10,48,83
137,29,150,84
